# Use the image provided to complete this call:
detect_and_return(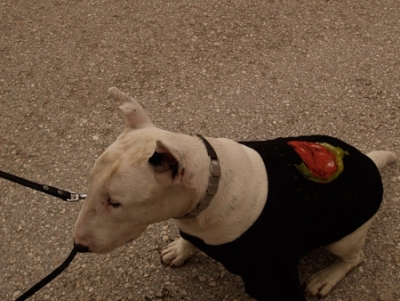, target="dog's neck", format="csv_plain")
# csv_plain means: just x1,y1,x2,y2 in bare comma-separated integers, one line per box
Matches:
175,137,269,245
175,135,221,219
